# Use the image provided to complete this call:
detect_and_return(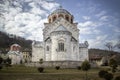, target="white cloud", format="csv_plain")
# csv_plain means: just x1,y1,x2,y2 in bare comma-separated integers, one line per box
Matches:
96,11,107,17
28,2,48,15
78,21,97,27
88,35,108,48
41,1,59,11
80,27,92,34
0,0,59,41
82,16,91,20
99,16,109,21
24,0,33,3
114,28,120,33
78,20,101,35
